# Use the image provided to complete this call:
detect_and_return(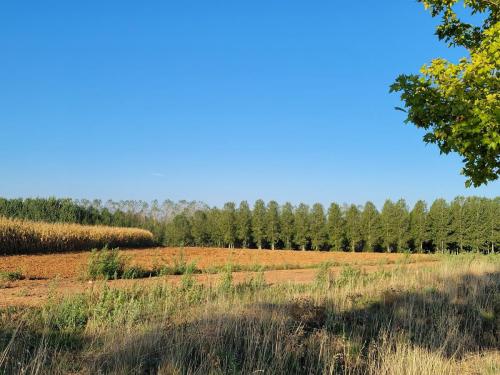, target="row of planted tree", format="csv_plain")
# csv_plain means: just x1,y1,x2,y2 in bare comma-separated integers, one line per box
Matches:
0,197,498,253
164,197,499,253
